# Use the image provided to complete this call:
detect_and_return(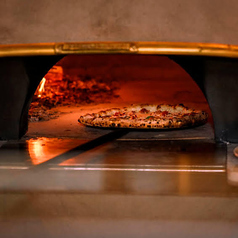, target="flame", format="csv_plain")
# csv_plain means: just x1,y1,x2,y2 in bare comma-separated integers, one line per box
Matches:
37,77,46,98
